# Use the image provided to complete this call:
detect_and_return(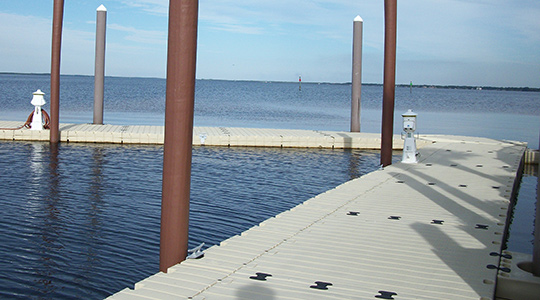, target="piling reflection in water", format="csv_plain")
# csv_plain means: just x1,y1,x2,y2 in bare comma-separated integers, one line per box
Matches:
346,149,362,181
345,149,400,181
81,147,105,284
30,143,62,297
